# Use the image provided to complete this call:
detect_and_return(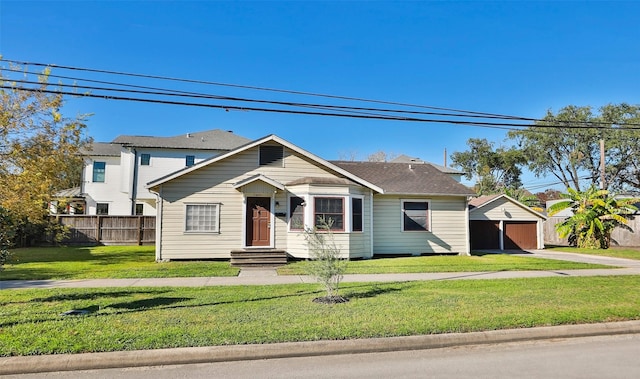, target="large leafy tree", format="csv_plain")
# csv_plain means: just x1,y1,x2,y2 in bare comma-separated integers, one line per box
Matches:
450,138,526,195
508,104,640,192
598,104,640,192
548,186,638,249
0,65,91,245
